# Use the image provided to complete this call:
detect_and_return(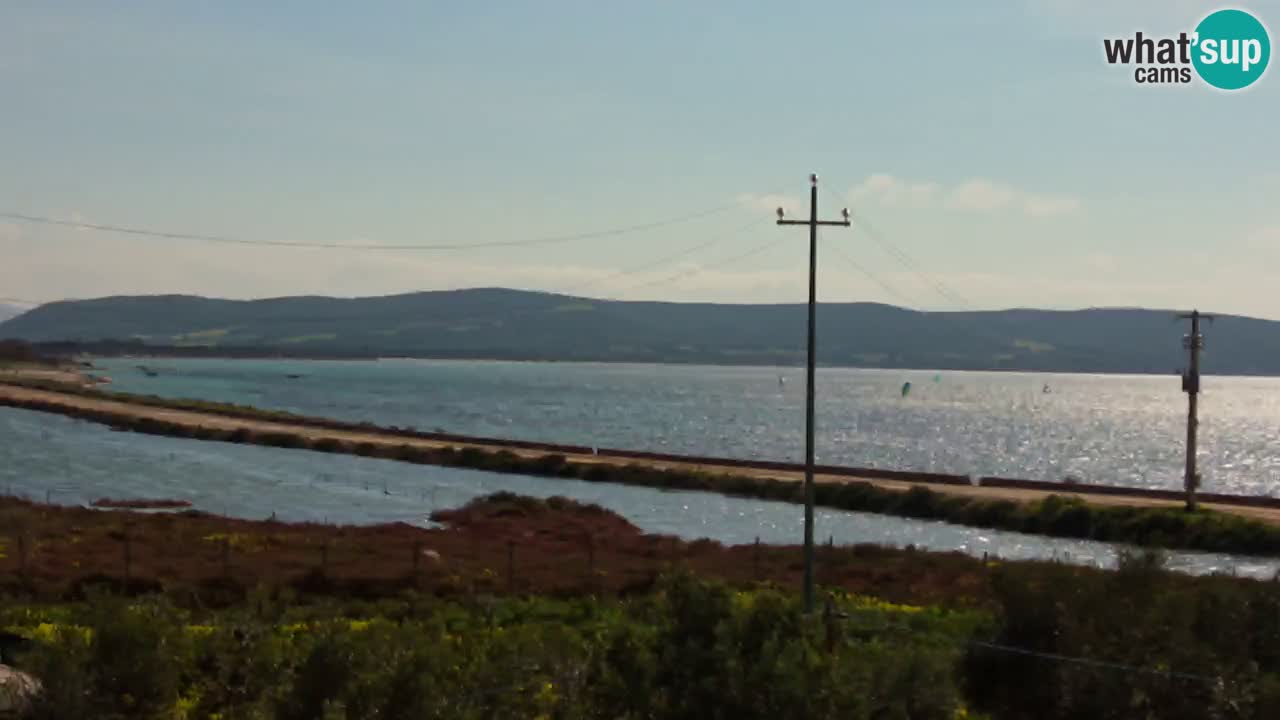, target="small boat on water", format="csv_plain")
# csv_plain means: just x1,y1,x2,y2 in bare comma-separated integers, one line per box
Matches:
285,373,304,379
136,365,158,377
